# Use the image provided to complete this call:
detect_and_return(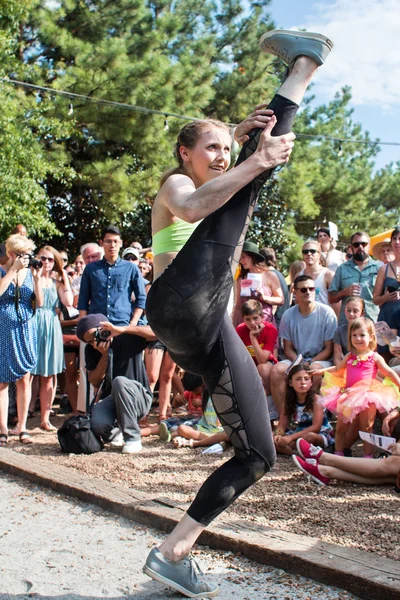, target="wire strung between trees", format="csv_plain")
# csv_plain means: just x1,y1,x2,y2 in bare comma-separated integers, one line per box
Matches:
3,77,400,148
